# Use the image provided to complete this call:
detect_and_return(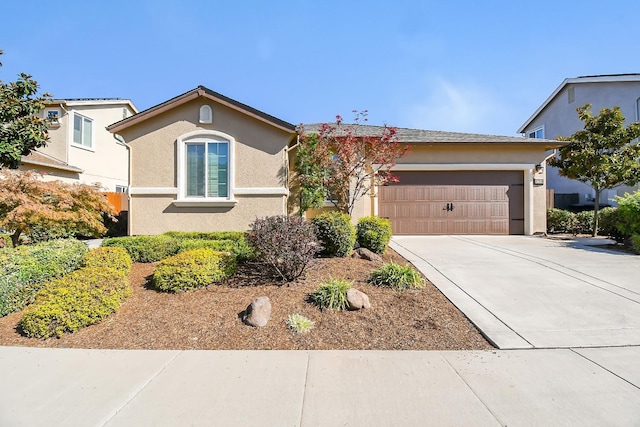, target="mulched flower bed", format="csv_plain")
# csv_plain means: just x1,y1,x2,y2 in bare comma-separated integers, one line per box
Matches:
0,249,492,350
